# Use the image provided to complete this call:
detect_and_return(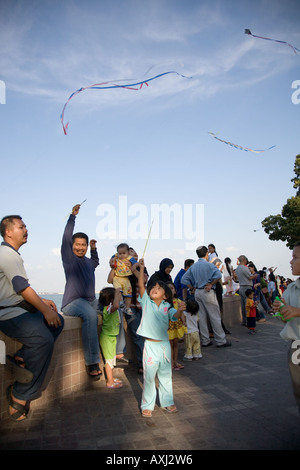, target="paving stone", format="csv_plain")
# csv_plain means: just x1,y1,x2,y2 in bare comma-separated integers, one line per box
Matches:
1,316,300,450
